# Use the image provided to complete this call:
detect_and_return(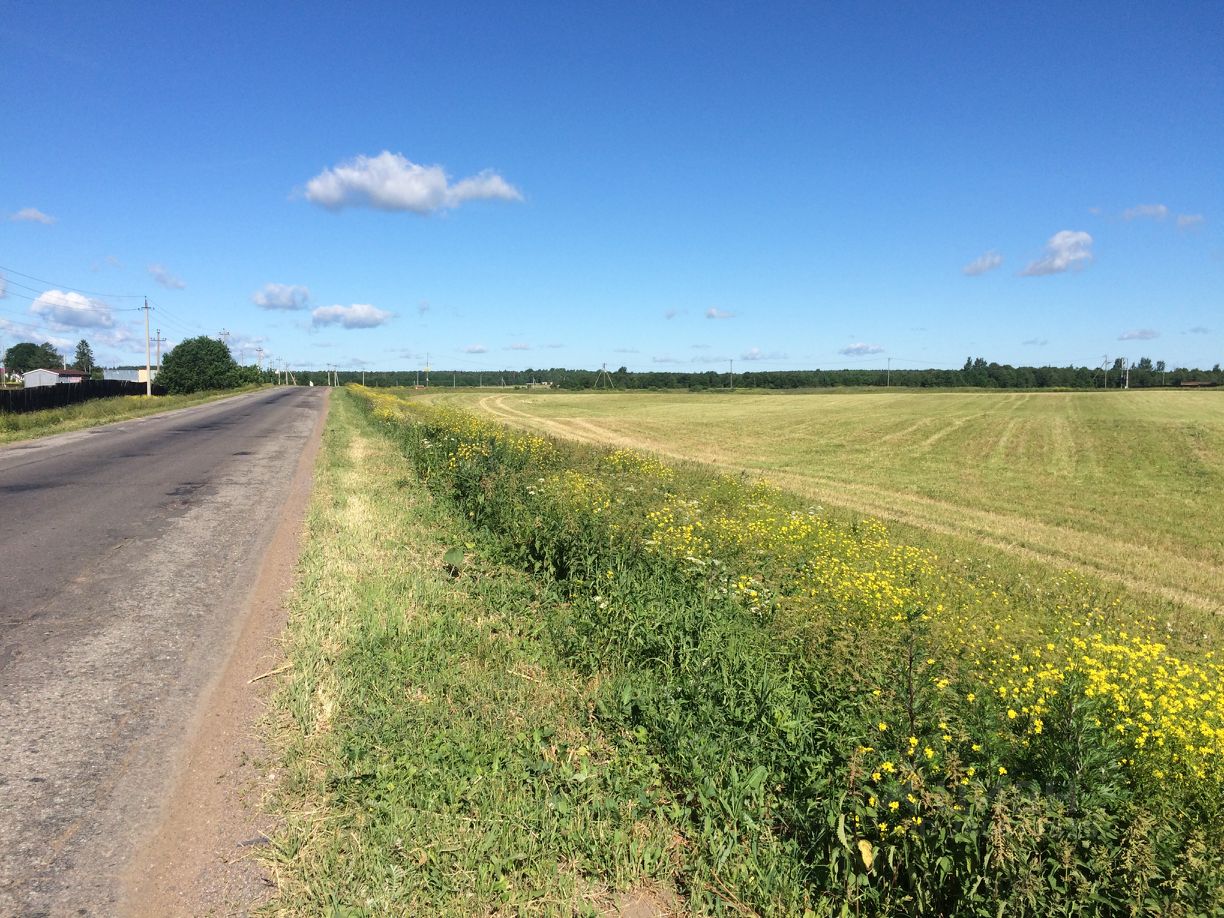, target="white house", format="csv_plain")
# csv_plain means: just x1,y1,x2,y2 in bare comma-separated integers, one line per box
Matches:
22,368,90,388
